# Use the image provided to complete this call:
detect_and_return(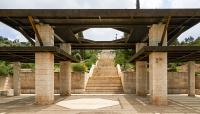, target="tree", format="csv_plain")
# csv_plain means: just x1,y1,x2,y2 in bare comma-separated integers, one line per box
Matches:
115,49,134,70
